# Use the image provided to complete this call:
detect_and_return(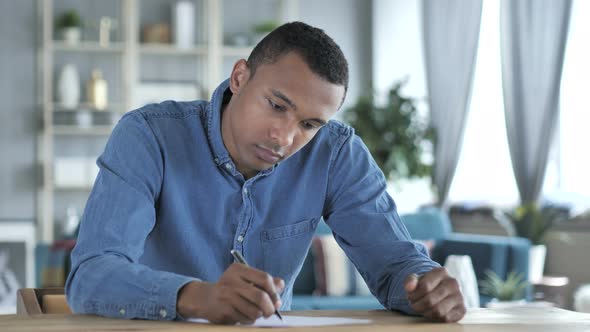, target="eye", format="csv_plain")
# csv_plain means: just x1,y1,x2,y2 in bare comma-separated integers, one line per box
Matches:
301,121,320,130
267,98,286,112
